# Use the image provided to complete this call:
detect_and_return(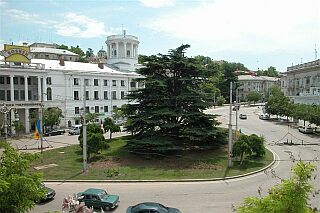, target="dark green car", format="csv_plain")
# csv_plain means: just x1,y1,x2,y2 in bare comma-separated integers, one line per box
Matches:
126,202,182,213
77,188,119,210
